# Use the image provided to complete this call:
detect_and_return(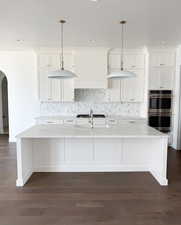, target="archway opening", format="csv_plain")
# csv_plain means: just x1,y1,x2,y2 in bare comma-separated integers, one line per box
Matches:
0,71,9,135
